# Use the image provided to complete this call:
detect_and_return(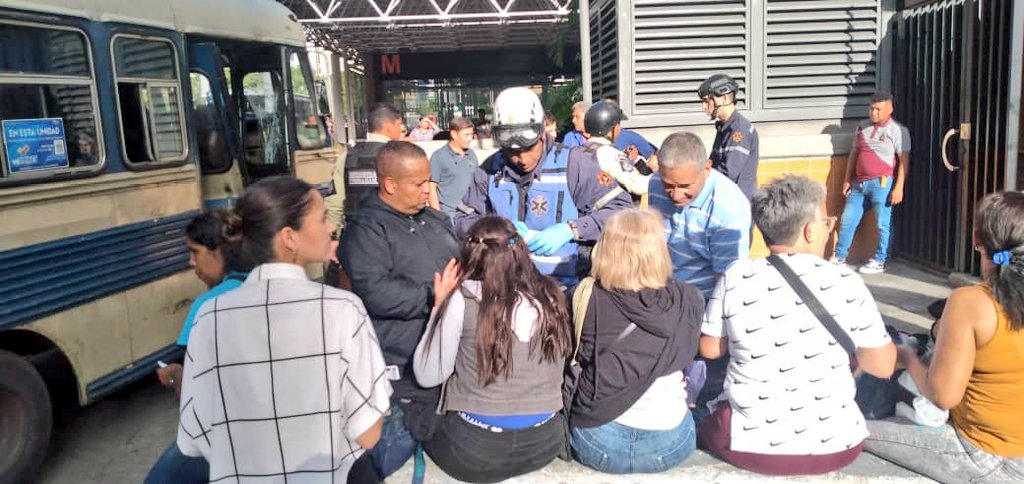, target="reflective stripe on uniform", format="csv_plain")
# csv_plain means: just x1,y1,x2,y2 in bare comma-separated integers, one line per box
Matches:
594,186,625,210
457,203,477,215
724,146,751,155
